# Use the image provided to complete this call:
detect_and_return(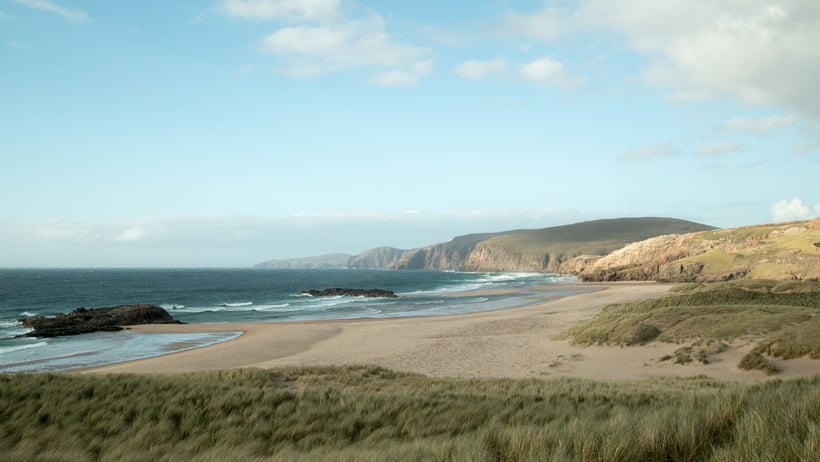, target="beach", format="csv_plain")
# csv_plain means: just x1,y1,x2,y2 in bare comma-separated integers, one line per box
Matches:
84,283,820,380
